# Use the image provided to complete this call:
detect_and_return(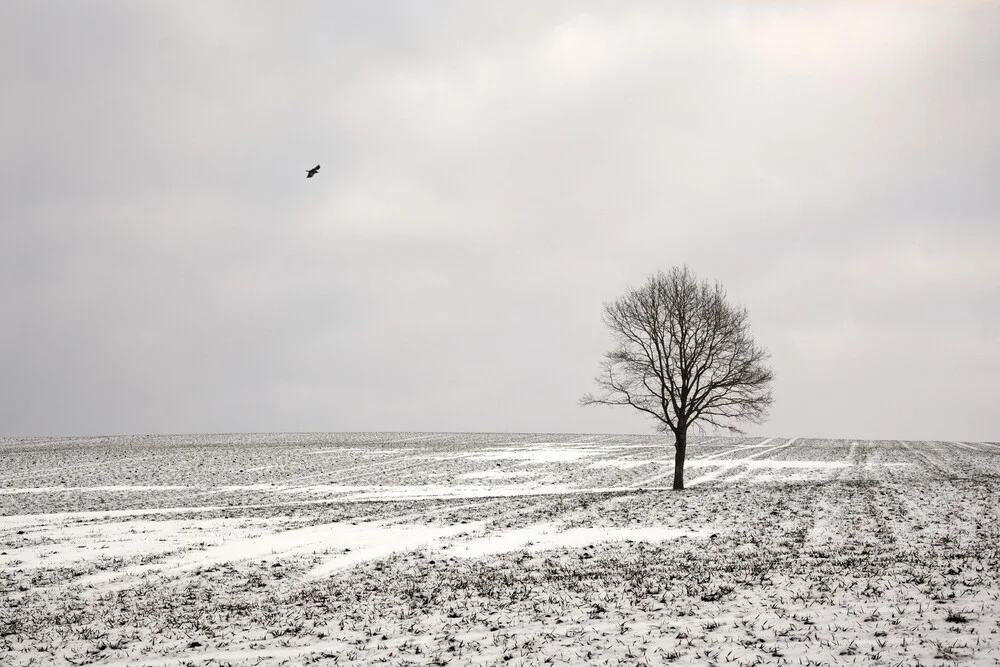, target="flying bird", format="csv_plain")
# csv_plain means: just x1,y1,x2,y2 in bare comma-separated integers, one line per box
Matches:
306,165,320,178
